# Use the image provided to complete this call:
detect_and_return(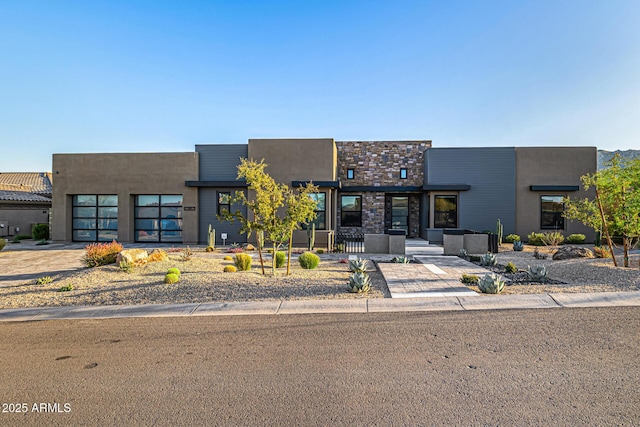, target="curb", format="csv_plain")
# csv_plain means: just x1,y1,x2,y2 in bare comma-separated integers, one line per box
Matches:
1,291,639,322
